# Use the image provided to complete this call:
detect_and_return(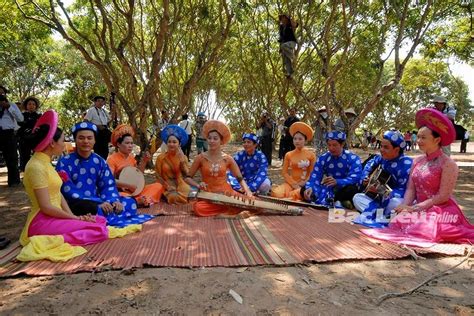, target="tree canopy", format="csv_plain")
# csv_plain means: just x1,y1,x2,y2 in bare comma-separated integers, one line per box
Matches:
2,0,472,141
